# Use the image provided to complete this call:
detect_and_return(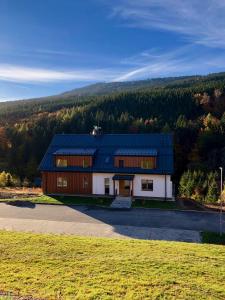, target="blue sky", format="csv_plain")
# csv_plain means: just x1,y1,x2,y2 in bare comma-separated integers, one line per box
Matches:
1,0,225,101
